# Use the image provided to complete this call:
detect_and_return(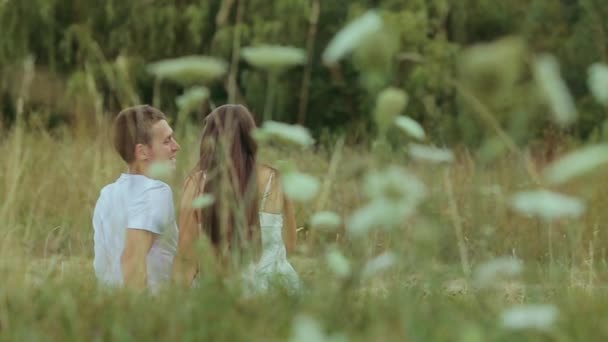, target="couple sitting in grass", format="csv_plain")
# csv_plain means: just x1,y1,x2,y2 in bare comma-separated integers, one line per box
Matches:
92,104,300,294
